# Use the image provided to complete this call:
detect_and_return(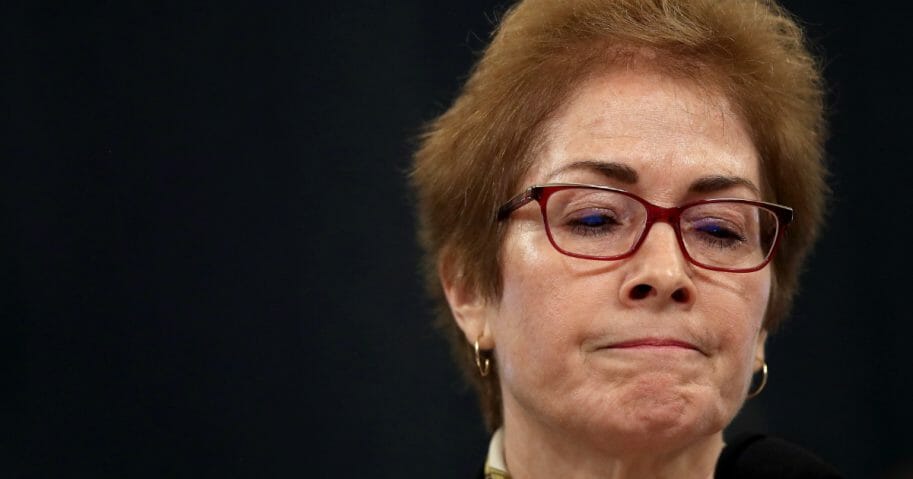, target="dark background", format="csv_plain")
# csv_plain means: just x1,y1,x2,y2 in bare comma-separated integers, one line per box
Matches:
4,1,911,478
